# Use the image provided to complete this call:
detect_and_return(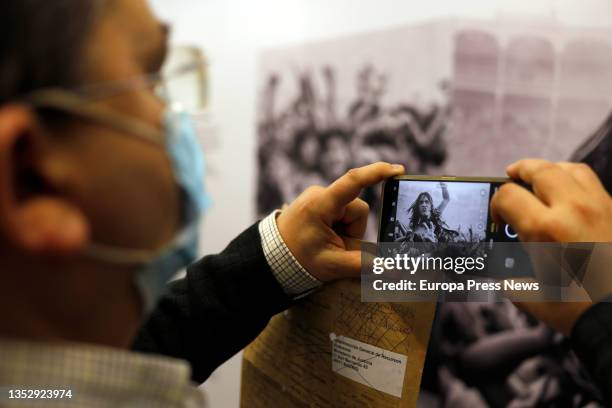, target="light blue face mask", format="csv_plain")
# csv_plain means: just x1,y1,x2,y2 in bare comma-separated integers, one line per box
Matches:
75,105,213,315
26,90,212,316
134,105,212,314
